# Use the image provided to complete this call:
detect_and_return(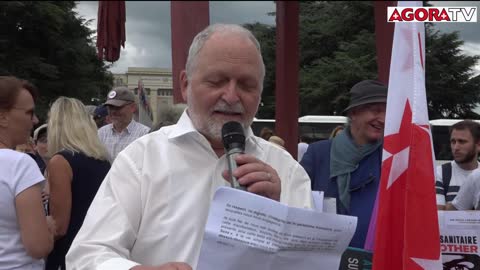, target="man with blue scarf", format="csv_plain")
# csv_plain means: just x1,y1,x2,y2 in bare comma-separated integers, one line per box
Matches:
300,80,387,248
